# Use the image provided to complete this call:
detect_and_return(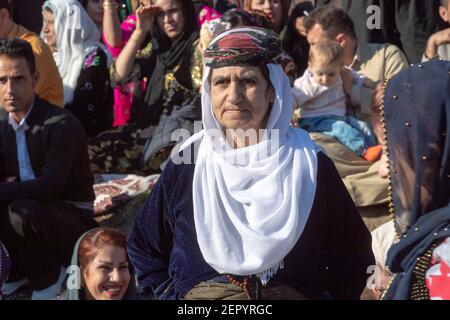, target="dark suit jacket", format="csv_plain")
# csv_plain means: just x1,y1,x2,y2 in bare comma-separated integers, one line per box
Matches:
0,96,95,203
